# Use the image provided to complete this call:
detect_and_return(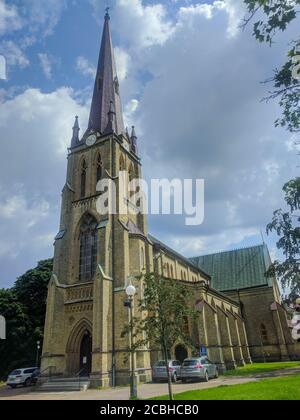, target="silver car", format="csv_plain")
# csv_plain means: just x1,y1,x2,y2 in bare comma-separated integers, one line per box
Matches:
7,367,39,388
181,358,219,383
152,360,182,383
